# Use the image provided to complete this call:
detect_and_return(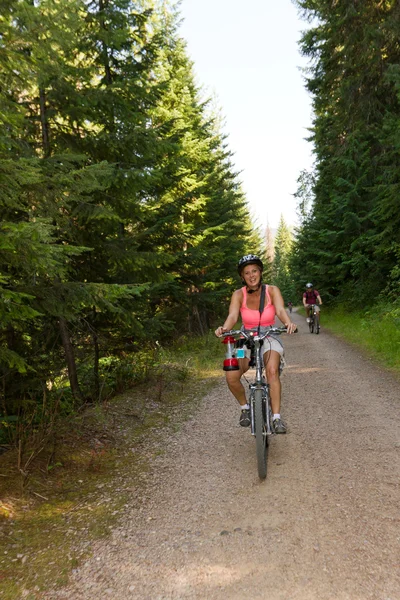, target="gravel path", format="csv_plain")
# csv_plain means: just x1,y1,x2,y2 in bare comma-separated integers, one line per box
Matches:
45,312,400,600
